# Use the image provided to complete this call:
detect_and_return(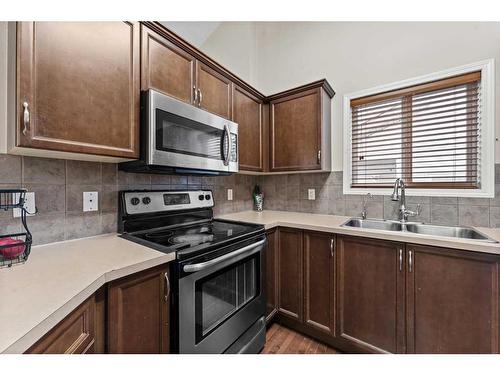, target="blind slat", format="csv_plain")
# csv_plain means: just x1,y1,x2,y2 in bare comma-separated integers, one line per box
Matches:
349,73,481,188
